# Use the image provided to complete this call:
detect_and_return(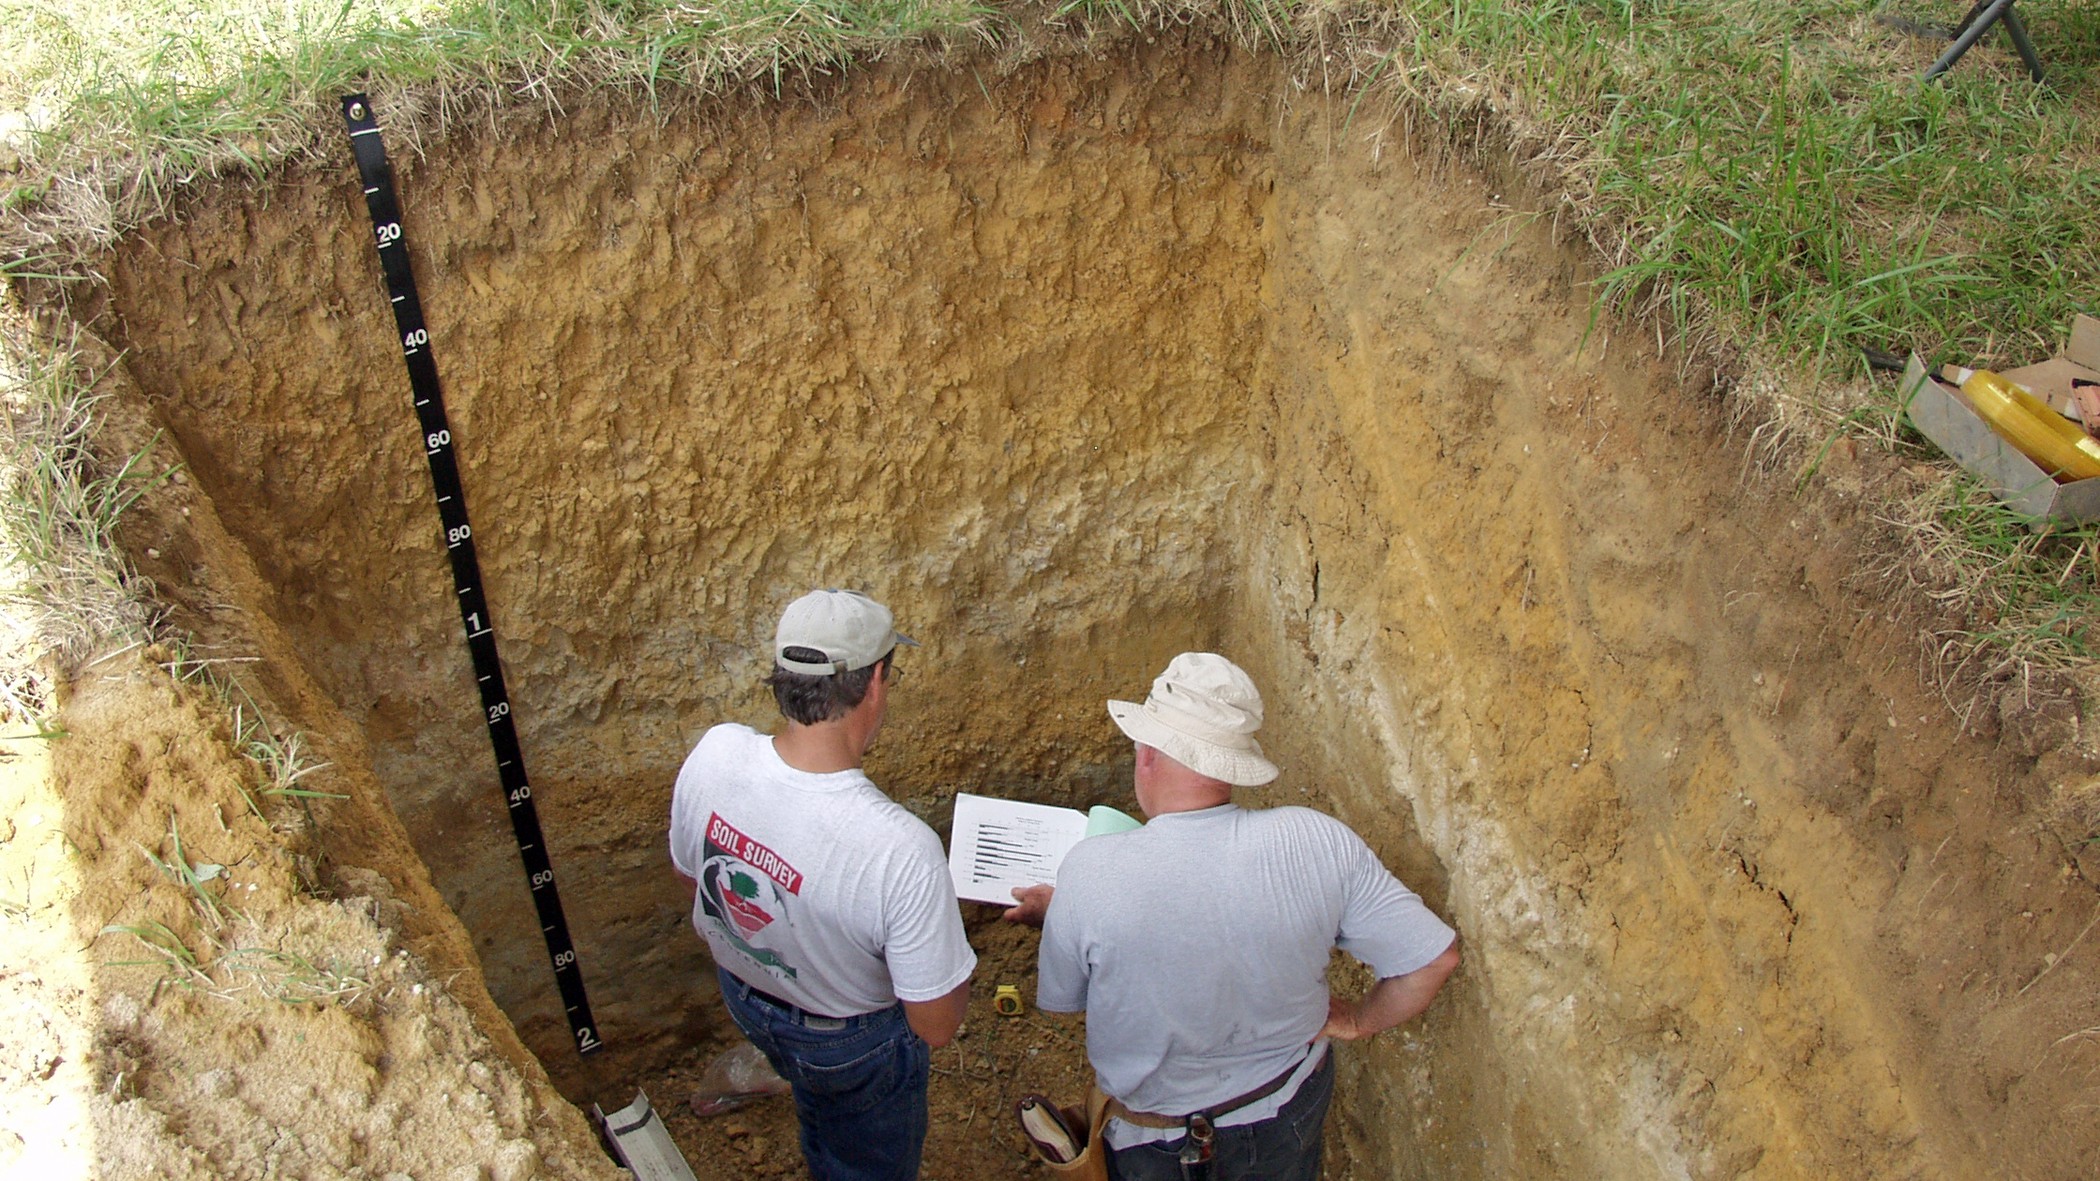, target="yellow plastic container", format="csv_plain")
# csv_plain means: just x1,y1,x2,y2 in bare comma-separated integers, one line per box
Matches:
1955,368,2100,483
